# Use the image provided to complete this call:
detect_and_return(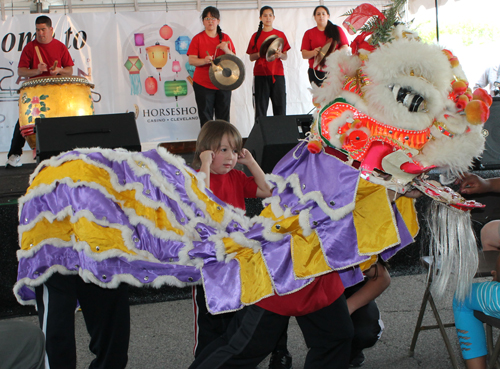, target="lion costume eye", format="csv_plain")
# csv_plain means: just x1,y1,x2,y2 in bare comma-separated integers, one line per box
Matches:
389,84,427,113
